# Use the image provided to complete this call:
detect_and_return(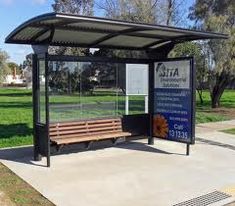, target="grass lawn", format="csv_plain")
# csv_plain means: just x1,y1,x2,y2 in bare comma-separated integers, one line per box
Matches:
222,128,235,135
0,88,234,148
0,162,54,206
196,90,235,123
0,88,33,148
